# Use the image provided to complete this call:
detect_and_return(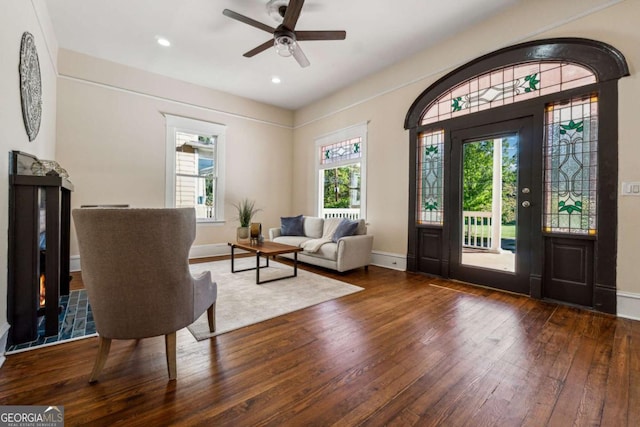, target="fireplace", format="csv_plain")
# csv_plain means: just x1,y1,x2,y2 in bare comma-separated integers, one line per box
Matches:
7,151,74,345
